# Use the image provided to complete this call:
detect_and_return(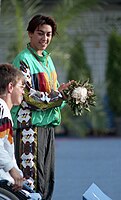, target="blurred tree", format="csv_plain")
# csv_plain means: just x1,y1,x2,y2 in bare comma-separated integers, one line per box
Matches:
67,38,91,82
2,0,41,61
106,31,121,117
106,31,121,135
